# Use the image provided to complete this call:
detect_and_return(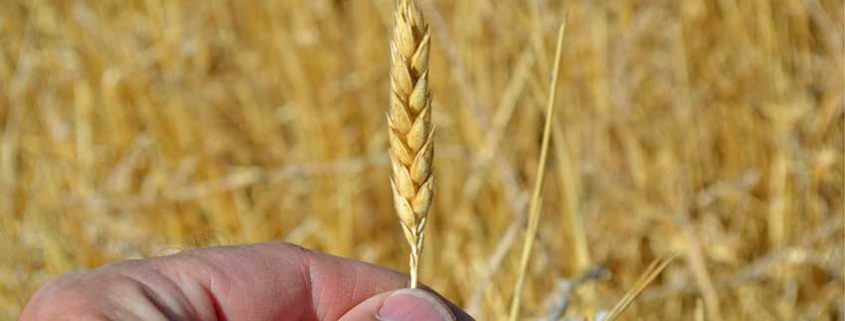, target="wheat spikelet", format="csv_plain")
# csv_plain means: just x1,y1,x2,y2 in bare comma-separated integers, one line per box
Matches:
388,0,433,289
